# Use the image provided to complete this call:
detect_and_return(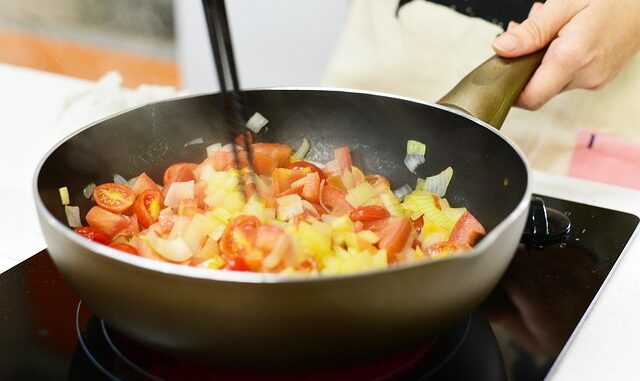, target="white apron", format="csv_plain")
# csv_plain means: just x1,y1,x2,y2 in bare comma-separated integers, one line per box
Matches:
324,0,640,175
